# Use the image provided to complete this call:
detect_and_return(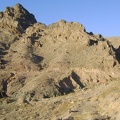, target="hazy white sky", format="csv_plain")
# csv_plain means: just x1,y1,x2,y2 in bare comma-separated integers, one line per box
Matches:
0,0,120,37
